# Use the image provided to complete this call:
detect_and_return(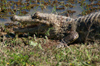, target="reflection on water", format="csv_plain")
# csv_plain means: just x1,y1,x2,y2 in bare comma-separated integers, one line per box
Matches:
0,0,100,22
